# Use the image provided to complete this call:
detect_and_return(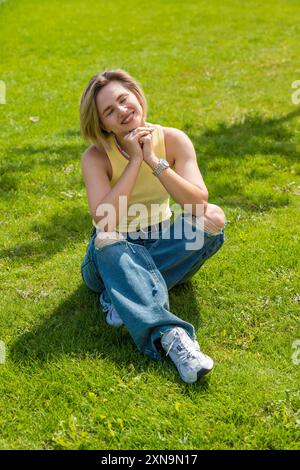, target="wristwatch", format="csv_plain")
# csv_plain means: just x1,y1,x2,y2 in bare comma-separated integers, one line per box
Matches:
152,159,170,177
